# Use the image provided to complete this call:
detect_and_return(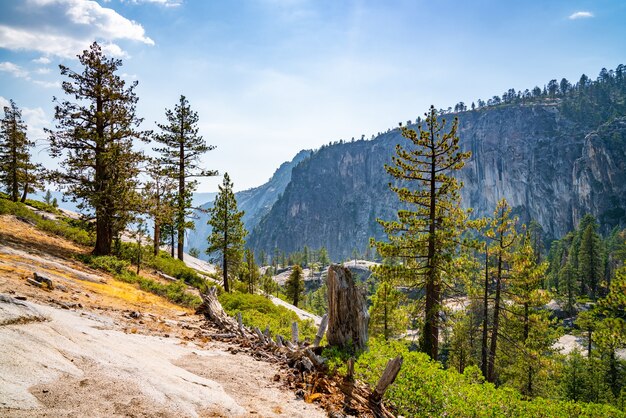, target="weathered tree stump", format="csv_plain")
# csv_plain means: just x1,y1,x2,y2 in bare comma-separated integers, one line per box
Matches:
326,265,369,351
313,314,328,347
